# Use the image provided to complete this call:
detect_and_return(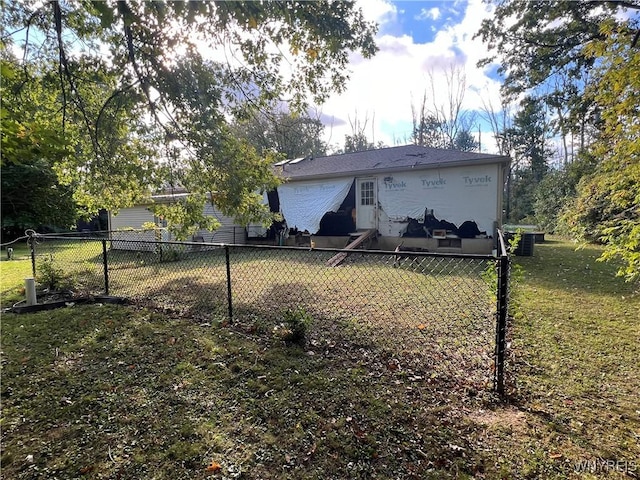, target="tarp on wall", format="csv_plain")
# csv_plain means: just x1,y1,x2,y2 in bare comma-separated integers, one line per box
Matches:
278,178,354,233
378,176,429,220
377,165,499,235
